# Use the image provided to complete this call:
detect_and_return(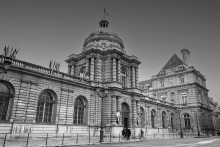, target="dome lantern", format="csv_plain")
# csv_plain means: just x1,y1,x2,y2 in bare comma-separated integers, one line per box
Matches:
99,18,109,28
